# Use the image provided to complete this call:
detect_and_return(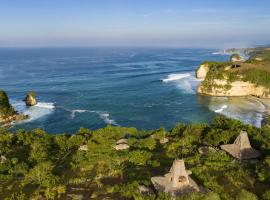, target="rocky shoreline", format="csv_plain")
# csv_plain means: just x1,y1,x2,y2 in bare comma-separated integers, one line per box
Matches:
0,113,29,129
0,90,37,129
